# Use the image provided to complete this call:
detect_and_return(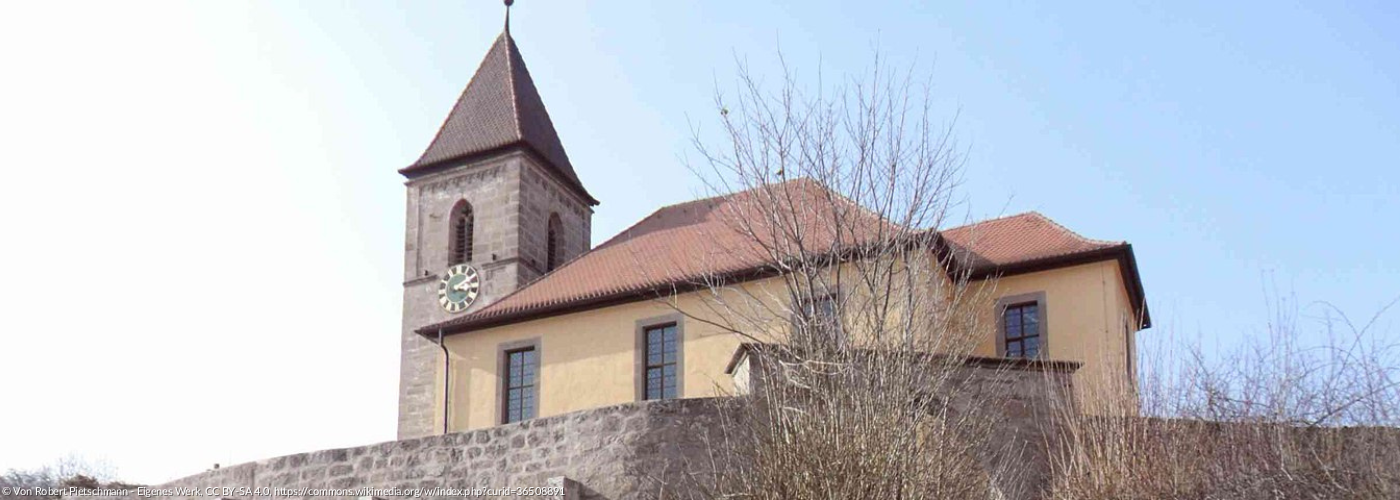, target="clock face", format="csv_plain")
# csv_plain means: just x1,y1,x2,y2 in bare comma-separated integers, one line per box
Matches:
438,264,481,313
